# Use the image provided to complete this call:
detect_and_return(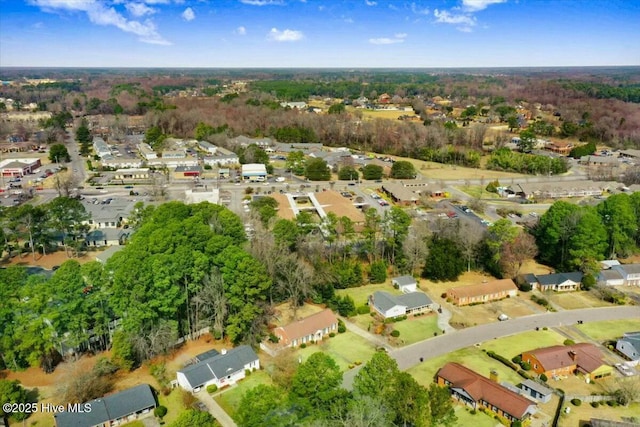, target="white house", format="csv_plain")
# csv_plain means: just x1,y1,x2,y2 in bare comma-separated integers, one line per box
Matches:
198,141,217,154
611,264,640,286
369,291,433,319
616,332,640,361
597,269,625,287
176,345,259,392
392,275,417,293
93,137,111,158
137,143,157,160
